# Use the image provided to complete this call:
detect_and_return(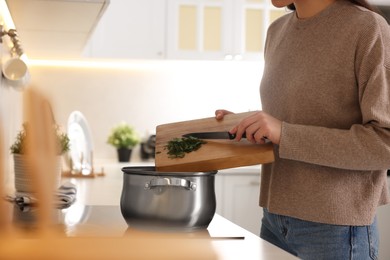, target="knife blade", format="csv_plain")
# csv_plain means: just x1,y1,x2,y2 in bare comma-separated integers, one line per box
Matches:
182,131,246,140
